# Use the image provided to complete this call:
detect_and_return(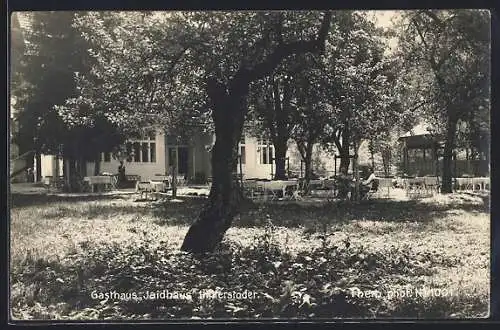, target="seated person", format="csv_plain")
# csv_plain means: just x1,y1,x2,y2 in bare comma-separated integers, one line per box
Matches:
363,168,377,185
360,167,377,198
